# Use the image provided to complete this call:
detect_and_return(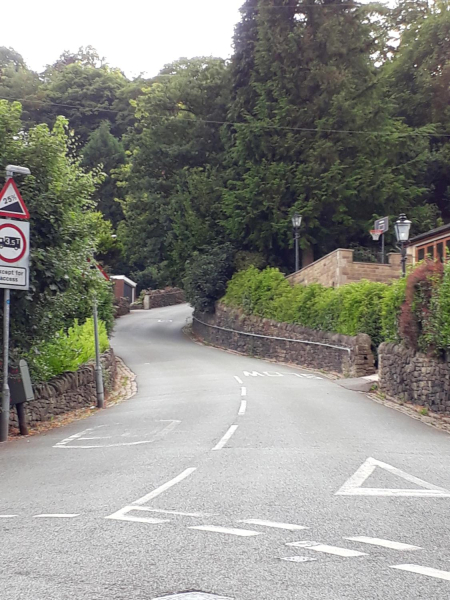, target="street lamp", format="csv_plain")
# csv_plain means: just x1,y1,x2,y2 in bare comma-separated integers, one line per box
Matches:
394,213,412,277
292,212,302,273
